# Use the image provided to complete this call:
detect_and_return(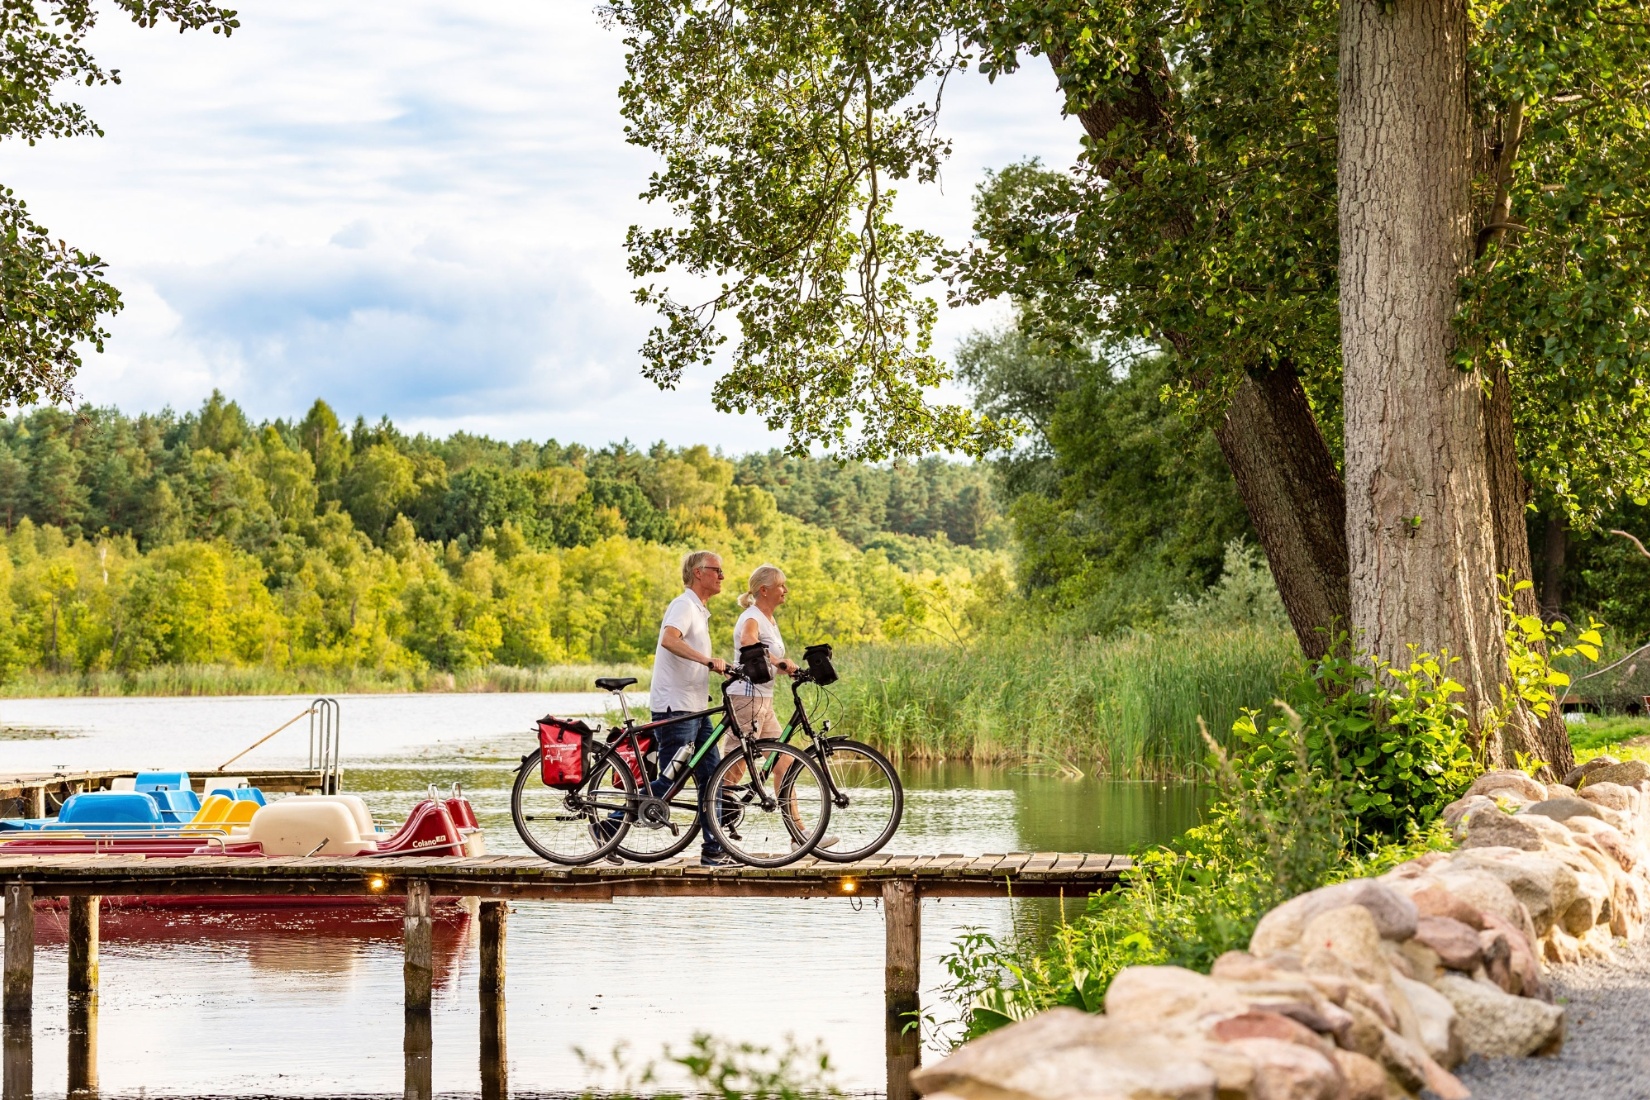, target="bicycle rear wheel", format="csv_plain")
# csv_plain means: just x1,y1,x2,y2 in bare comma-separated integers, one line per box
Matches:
703,741,829,868
511,748,633,864
615,771,703,862
792,739,903,863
